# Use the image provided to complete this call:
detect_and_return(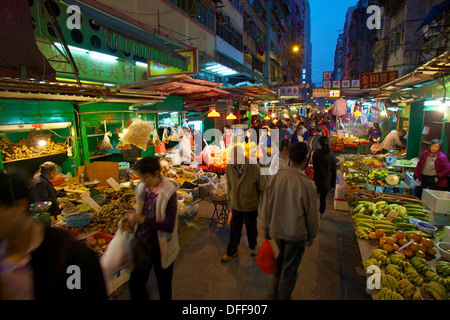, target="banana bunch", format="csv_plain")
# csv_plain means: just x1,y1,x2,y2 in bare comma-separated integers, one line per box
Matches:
424,270,450,290
436,261,450,277
376,287,404,300
355,226,372,239
389,253,408,268
370,249,391,265
413,290,422,300
381,274,399,291
364,257,382,269
410,256,433,274
403,203,430,222
386,264,407,281
397,278,415,297
353,201,379,216
404,266,425,286
423,281,449,300
386,203,408,216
